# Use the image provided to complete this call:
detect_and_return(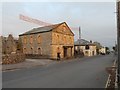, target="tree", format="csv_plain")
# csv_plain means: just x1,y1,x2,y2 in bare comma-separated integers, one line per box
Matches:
105,47,110,54
112,46,116,51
